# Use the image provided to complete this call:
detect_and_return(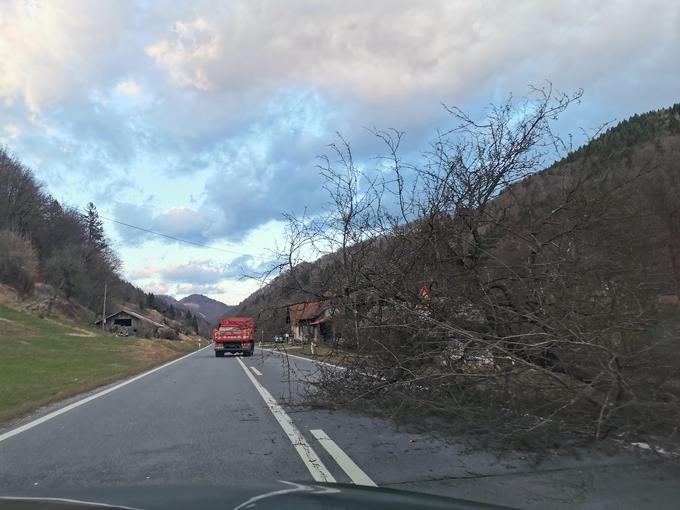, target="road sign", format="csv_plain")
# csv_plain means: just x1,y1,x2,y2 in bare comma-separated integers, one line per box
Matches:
416,286,431,316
